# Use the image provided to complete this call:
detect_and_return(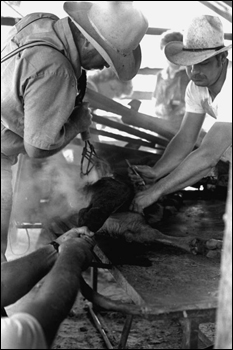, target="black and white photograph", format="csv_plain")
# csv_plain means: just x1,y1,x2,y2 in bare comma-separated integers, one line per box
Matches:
1,1,232,349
